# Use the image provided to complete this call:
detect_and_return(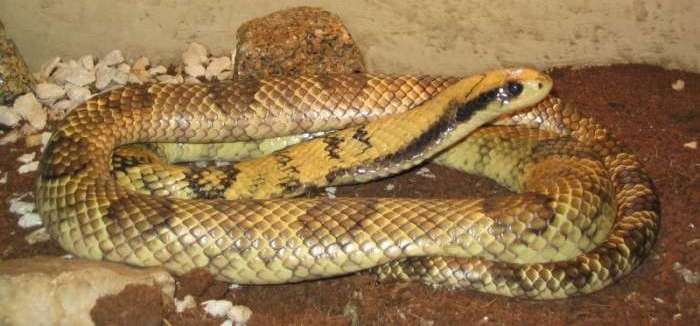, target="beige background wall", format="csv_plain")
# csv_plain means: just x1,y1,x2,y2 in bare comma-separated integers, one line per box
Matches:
1,0,698,75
